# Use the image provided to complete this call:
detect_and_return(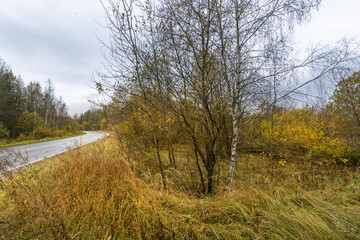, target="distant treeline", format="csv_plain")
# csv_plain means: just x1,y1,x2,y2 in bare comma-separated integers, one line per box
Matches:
0,58,106,140
76,108,107,131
